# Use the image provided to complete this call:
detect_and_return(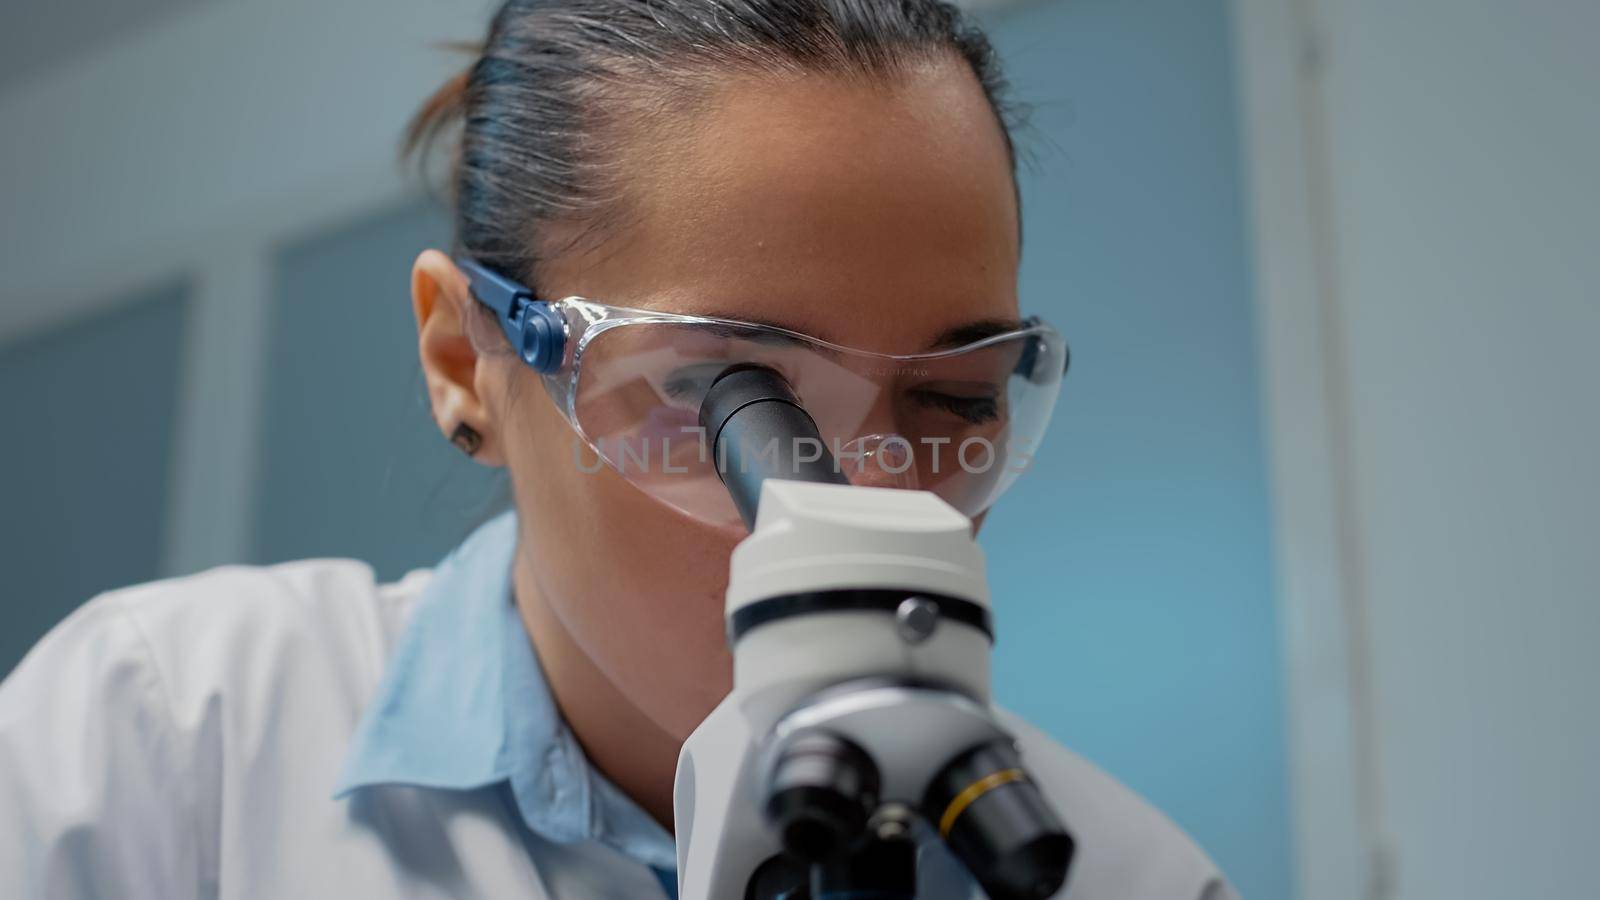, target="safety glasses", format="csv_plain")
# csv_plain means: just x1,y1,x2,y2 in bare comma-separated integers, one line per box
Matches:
458,257,1069,530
